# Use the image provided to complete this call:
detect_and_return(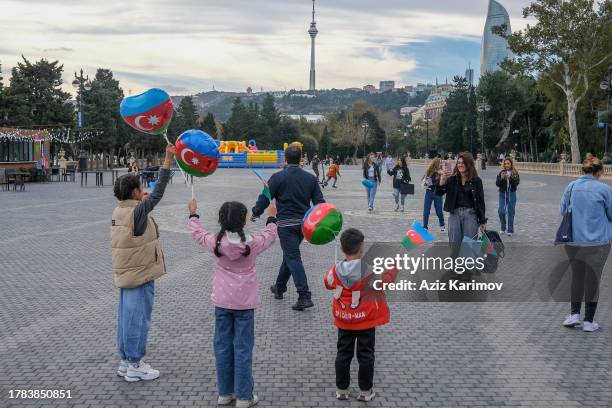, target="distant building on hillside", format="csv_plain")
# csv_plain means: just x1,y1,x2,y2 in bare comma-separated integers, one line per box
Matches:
290,93,316,98
400,106,419,117
379,80,395,92
287,114,324,122
480,0,512,75
411,84,455,123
